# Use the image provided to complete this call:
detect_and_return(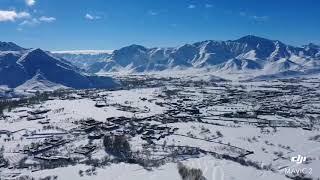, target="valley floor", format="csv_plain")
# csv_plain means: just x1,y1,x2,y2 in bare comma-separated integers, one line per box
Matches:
1,75,320,180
